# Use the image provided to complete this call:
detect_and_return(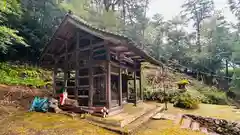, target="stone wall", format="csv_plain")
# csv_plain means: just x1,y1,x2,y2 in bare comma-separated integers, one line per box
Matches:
184,114,240,135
